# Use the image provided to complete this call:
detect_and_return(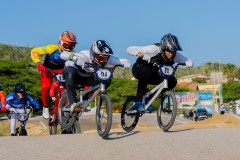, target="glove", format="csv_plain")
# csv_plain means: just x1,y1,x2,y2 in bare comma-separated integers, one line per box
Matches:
37,63,46,71
51,96,56,102
141,54,151,63
185,61,193,68
68,54,77,61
